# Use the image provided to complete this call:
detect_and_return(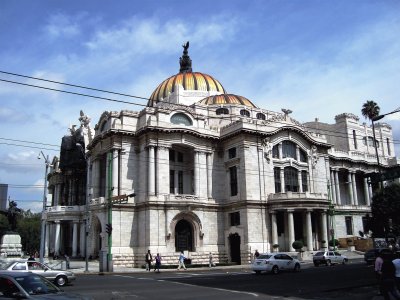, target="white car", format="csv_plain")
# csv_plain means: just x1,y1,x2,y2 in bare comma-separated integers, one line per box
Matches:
313,251,348,266
1,260,75,286
252,253,301,274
